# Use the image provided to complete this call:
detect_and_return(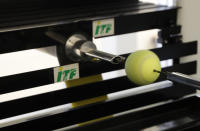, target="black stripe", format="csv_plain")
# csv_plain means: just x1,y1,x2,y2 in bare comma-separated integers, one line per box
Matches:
0,4,175,54
66,96,200,131
0,61,197,119
0,41,197,94
2,89,199,130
